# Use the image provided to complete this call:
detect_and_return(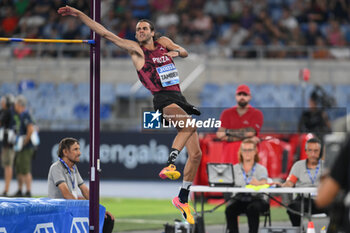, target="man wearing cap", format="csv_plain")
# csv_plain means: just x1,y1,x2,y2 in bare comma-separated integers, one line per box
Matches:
216,84,263,164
